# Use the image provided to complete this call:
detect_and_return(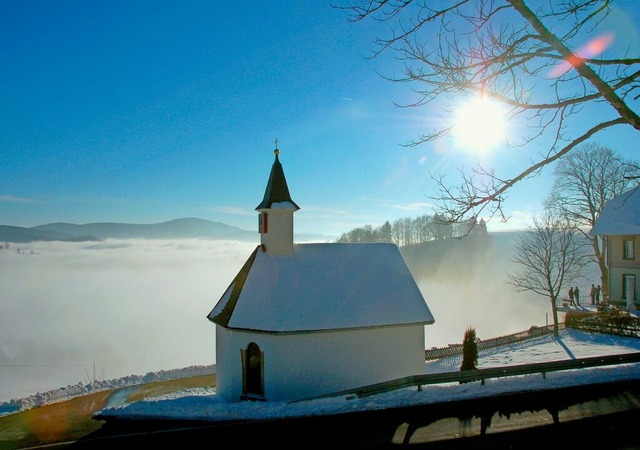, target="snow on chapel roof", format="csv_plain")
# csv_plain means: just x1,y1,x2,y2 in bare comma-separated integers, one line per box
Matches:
590,185,640,236
208,144,434,333
208,242,435,333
